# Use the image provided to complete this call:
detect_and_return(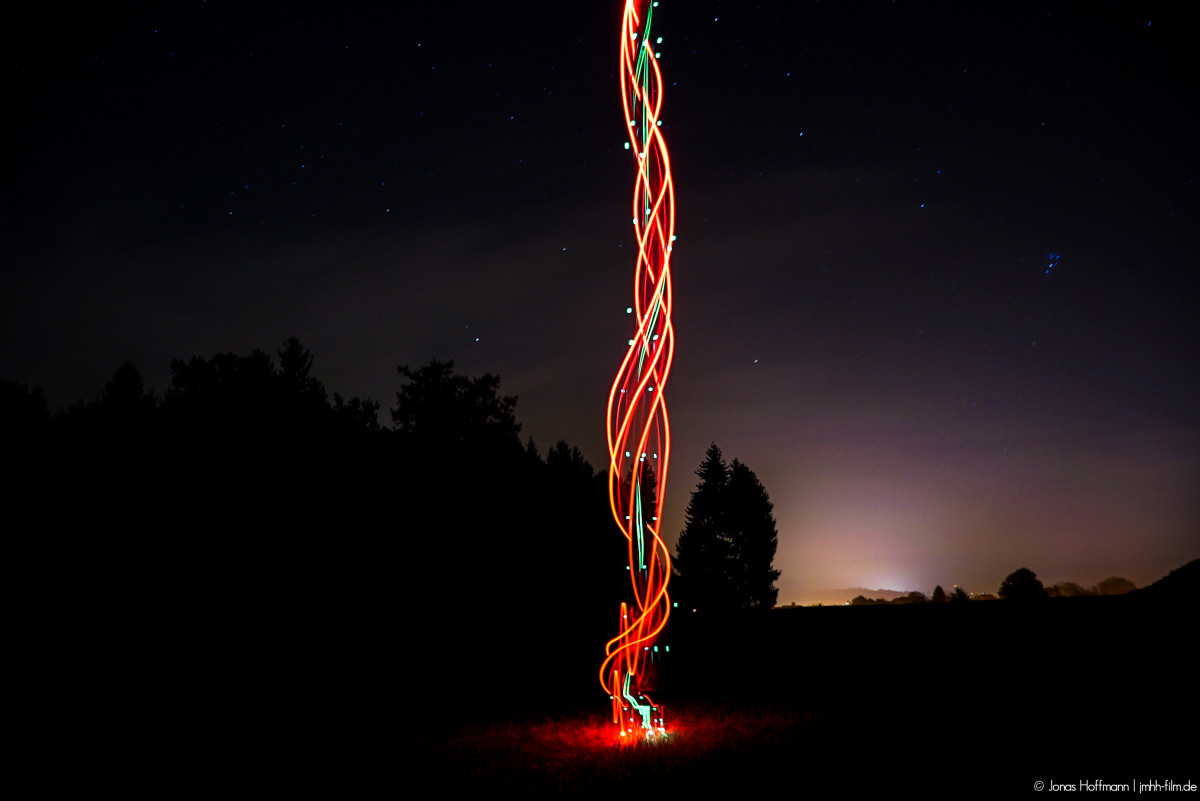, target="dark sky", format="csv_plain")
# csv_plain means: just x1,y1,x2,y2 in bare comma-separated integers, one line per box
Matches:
5,0,1196,602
